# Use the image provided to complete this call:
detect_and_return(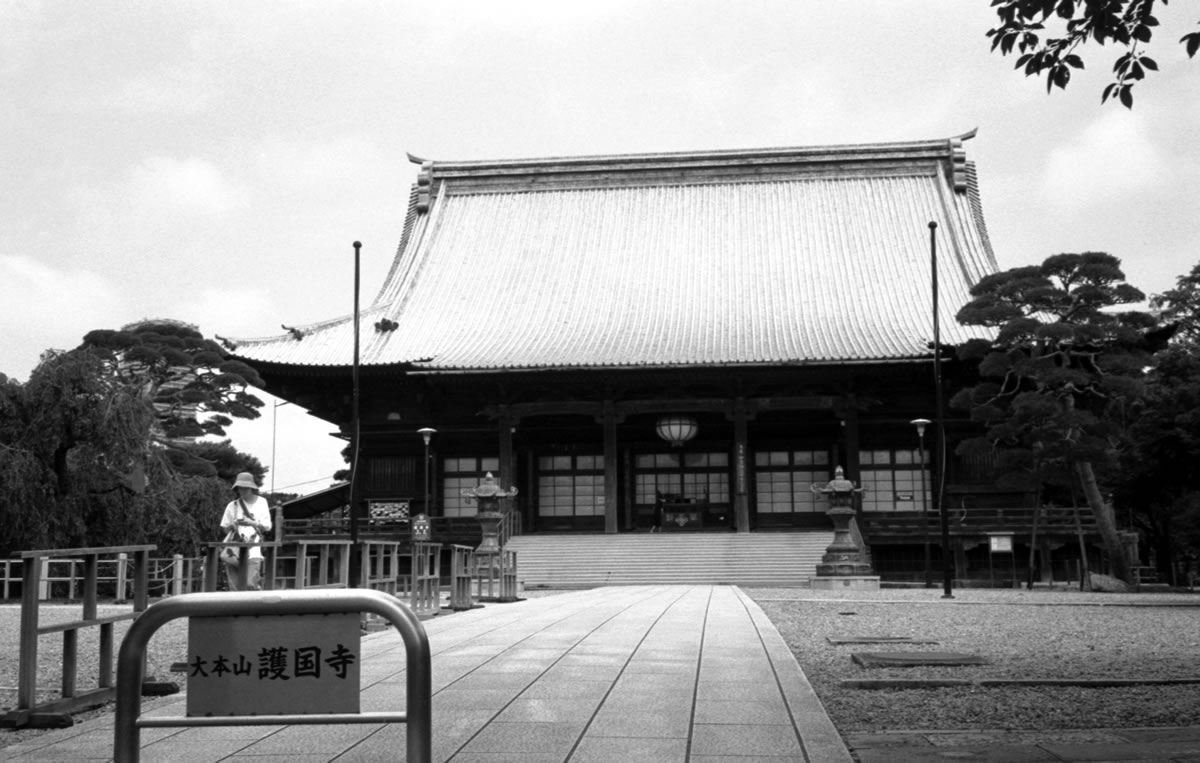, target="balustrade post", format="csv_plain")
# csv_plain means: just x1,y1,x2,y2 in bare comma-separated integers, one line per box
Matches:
115,553,129,603
38,557,50,601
